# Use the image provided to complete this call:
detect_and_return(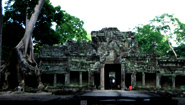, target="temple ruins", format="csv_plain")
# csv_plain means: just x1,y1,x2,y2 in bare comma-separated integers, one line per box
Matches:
35,27,185,90
1,27,185,91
